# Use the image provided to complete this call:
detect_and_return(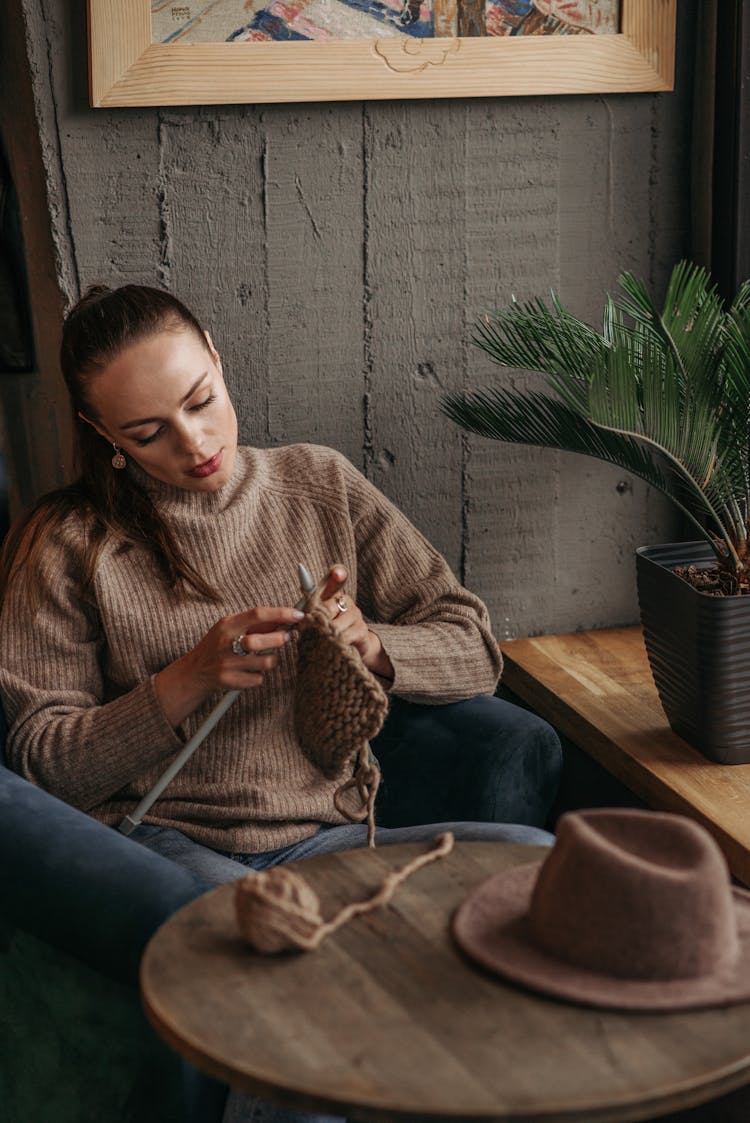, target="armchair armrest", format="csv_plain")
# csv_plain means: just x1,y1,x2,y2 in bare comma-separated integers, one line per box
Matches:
0,764,211,985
